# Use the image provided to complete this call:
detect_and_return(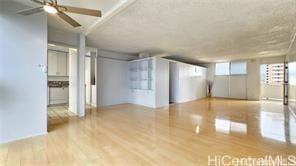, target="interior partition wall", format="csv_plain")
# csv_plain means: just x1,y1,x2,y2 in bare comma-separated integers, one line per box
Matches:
169,61,207,103
128,57,169,108
0,1,48,143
